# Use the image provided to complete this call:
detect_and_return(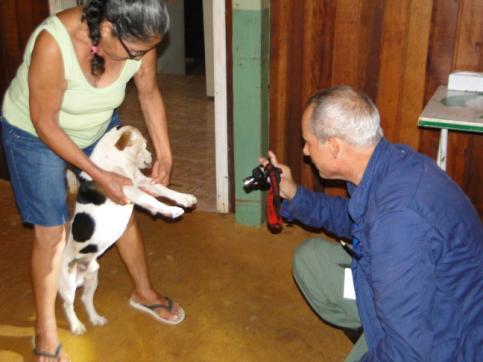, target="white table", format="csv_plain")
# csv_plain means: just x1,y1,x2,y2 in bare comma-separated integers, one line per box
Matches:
418,85,483,170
